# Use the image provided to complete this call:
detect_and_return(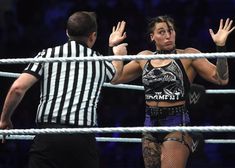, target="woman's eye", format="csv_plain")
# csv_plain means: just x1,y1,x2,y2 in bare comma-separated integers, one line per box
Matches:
159,30,166,35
